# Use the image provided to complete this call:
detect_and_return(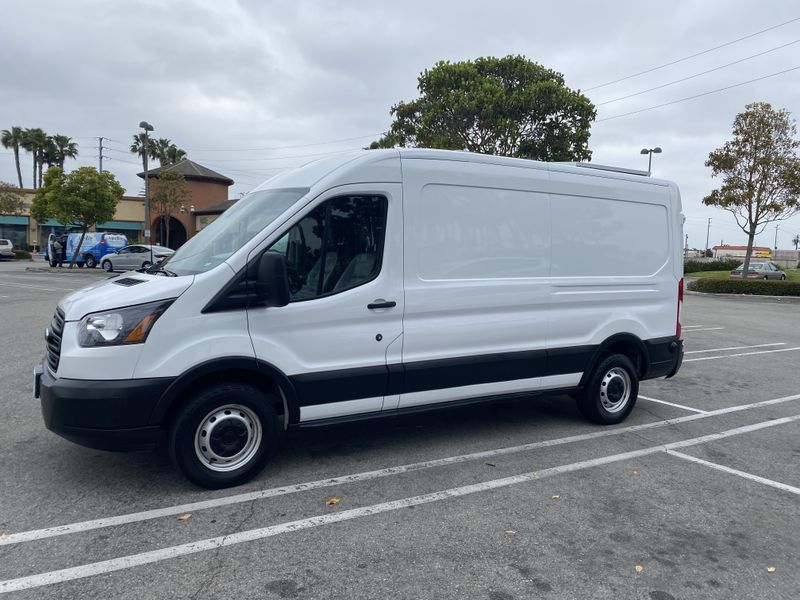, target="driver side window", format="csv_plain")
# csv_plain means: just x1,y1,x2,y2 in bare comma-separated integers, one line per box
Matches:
269,195,387,301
